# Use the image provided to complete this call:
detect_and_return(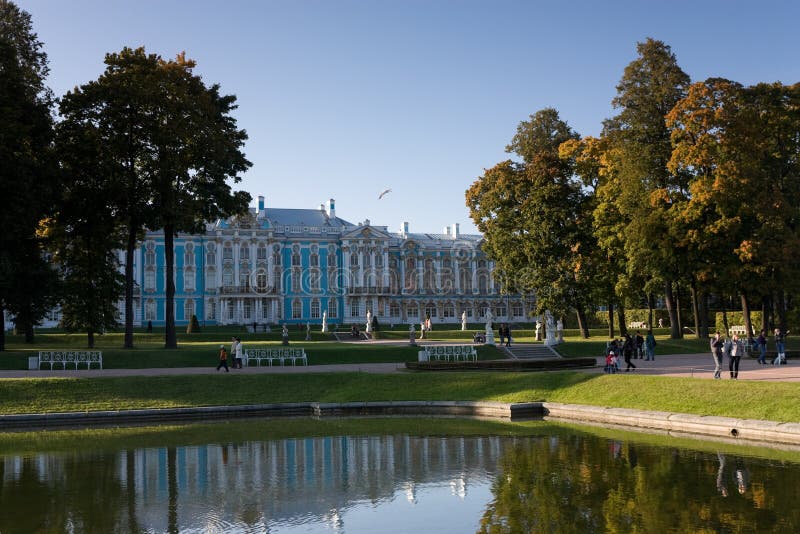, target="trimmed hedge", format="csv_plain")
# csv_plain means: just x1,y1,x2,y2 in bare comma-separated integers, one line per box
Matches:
405,357,597,371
